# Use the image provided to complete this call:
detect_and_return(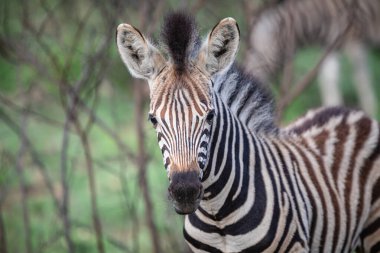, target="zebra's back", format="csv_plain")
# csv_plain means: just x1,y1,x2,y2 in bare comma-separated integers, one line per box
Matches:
281,106,380,252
